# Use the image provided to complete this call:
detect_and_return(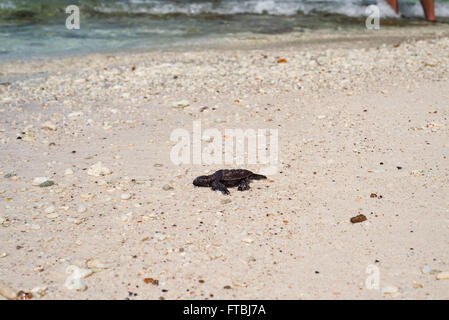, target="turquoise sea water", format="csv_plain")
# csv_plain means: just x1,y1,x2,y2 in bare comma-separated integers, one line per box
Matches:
1,0,448,62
